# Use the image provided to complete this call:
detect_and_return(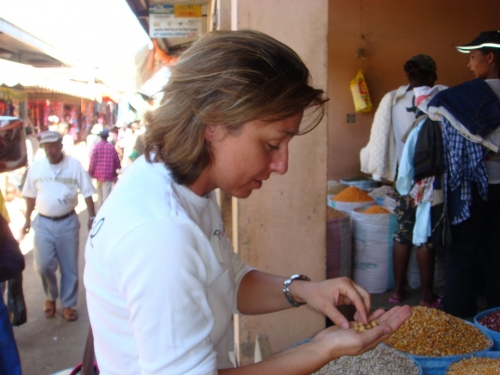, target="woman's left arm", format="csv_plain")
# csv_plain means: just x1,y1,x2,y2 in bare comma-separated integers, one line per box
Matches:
237,270,371,327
